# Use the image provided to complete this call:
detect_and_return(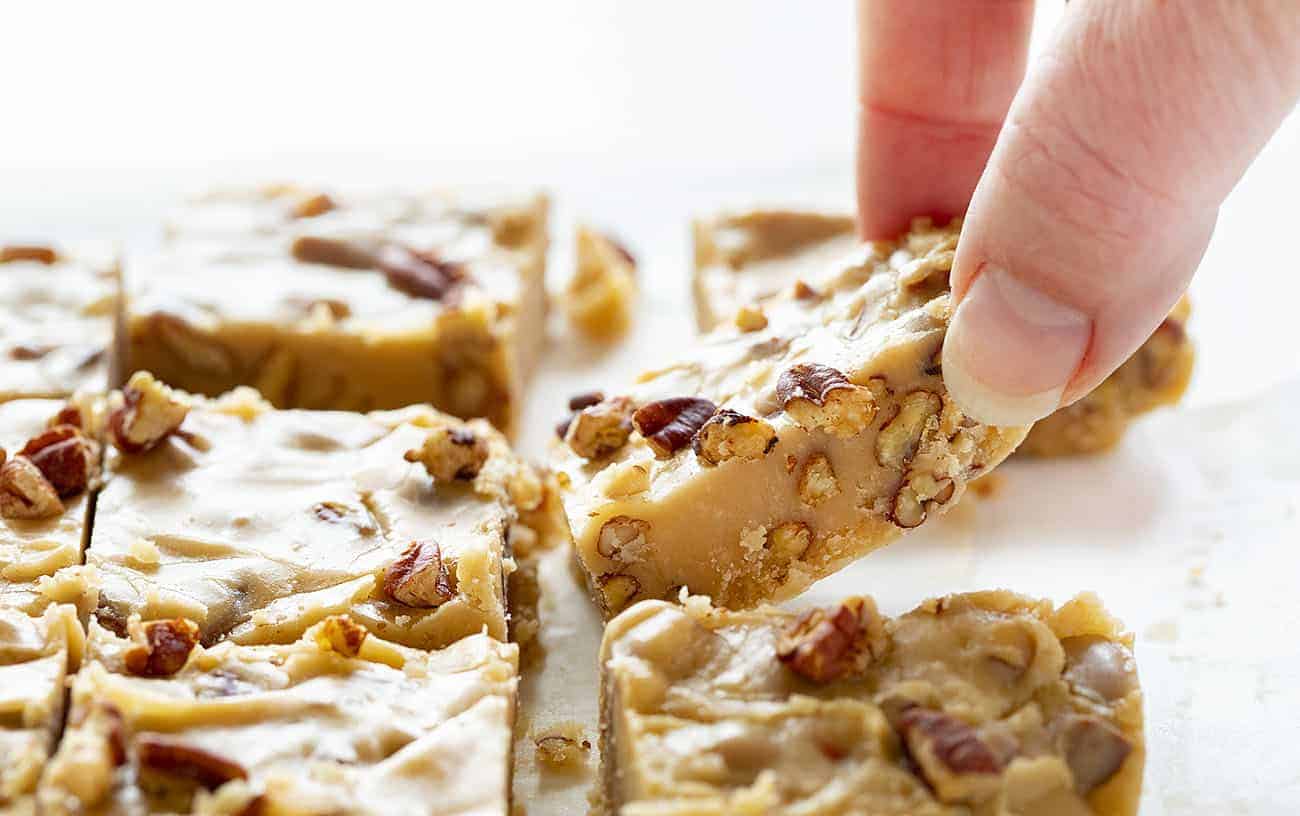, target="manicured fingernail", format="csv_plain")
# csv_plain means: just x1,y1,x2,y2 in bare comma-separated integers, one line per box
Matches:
942,265,1091,426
